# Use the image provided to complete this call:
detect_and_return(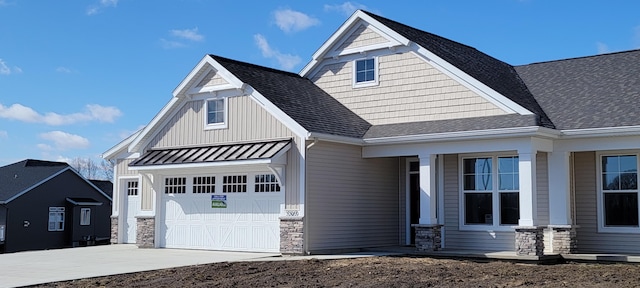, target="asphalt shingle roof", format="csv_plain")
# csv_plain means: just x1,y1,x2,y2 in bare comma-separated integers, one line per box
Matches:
0,159,69,202
211,55,372,138
515,49,640,130
89,180,113,198
362,11,555,129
